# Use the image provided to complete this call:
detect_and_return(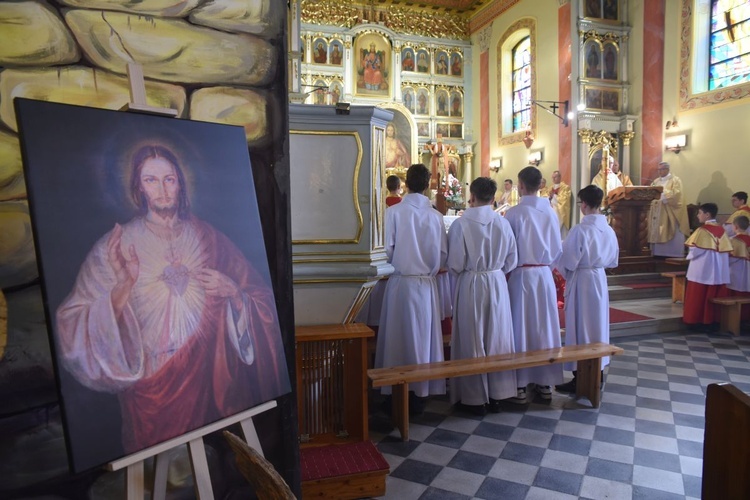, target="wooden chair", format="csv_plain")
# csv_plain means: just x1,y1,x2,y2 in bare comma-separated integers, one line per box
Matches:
223,431,296,500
